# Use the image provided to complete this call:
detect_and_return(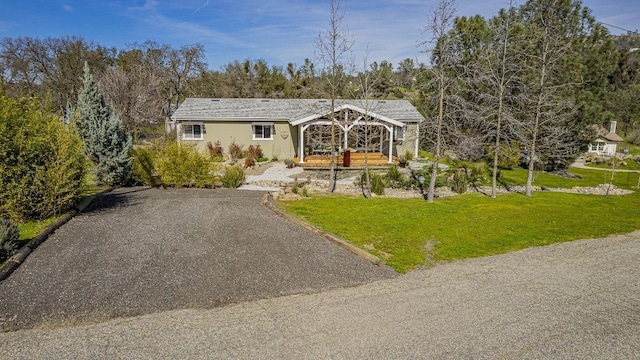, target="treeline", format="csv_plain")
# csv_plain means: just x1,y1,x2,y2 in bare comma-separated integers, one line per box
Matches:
0,0,639,168
0,37,421,136
413,0,640,199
